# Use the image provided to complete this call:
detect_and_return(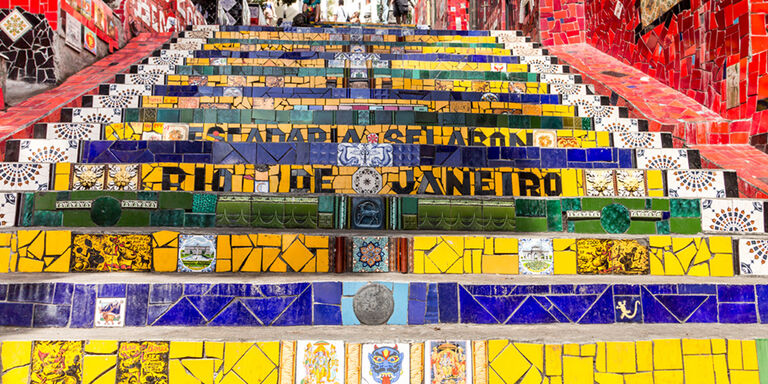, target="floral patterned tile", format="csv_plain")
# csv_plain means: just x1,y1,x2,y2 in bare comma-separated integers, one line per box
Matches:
667,170,727,198
739,239,768,275
42,123,101,140
701,199,766,233
71,108,122,124
15,139,79,163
